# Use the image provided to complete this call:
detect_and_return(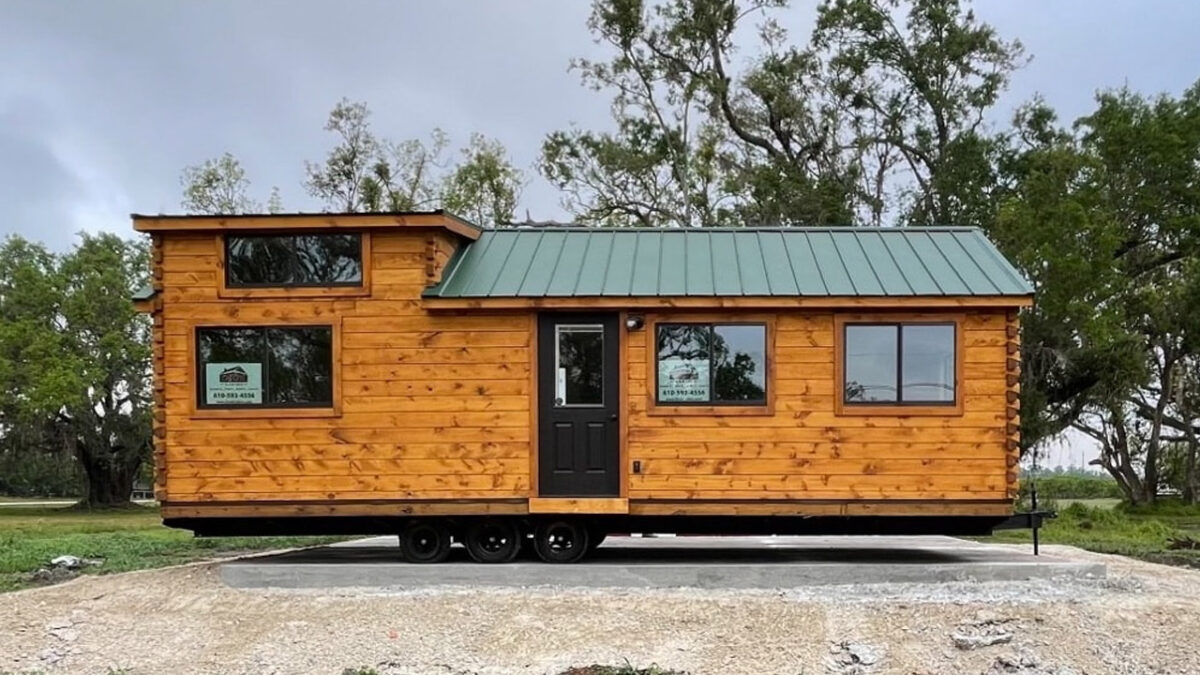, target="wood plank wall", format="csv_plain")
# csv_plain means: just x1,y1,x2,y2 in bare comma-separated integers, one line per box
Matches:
156,227,1016,508
626,310,1014,501
159,230,532,503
